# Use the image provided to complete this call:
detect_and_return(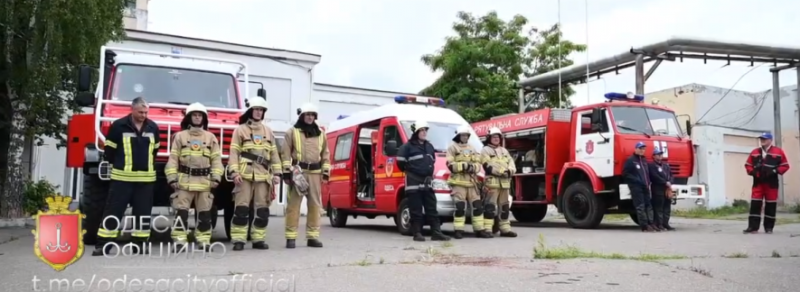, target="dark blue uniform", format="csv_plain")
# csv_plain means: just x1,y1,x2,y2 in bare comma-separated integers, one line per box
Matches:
649,161,673,230
397,137,447,240
623,153,654,229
